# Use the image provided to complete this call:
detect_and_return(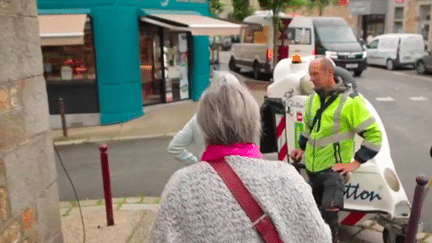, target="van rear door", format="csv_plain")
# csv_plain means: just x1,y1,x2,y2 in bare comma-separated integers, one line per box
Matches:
400,35,425,65
283,17,314,58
